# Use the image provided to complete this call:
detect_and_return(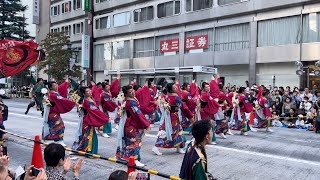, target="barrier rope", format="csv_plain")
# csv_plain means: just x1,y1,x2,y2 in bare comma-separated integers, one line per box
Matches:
0,128,181,180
